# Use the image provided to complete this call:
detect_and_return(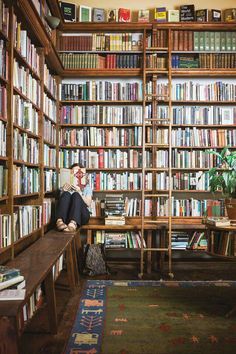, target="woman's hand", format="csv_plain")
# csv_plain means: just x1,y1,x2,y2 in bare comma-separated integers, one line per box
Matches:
62,182,72,191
